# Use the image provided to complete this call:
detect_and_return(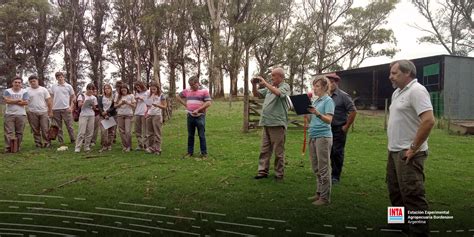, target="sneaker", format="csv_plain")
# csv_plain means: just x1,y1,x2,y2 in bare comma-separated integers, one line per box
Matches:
135,147,142,151
254,175,268,180
145,148,154,154
332,178,340,185
307,194,320,201
312,199,330,206
74,148,80,153
182,153,193,159
154,151,161,155
107,146,112,151
200,154,208,159
84,147,91,152
99,147,106,153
